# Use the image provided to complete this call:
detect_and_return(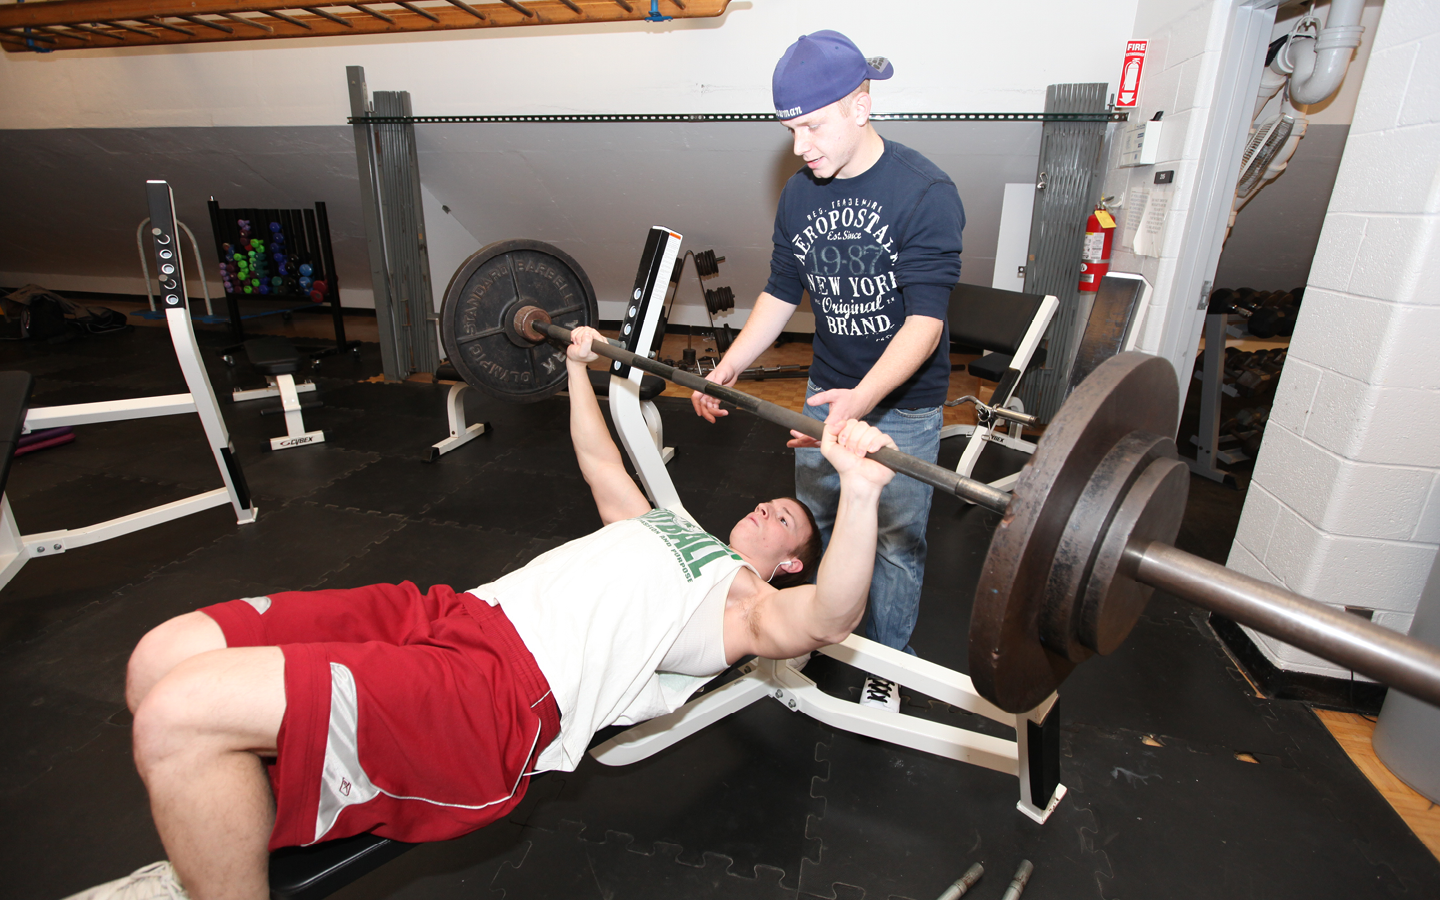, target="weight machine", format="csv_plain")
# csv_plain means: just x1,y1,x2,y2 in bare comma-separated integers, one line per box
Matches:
0,181,256,590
